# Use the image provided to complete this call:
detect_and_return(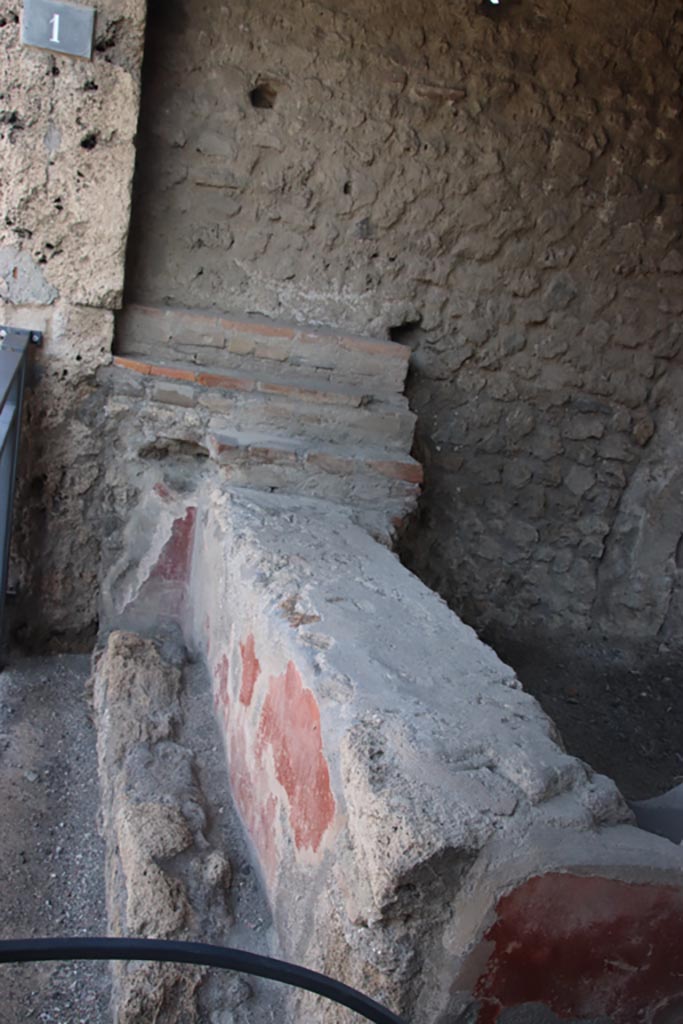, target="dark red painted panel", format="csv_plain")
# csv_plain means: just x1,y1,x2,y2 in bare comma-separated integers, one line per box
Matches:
152,481,172,502
149,507,196,582
472,873,683,1023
